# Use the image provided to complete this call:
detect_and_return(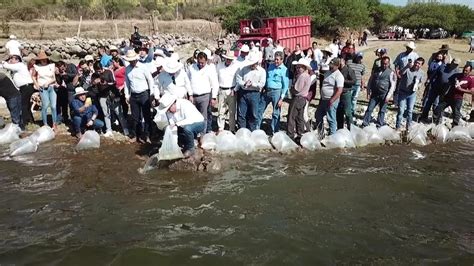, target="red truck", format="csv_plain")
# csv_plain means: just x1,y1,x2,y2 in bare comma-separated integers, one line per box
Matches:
236,16,311,50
